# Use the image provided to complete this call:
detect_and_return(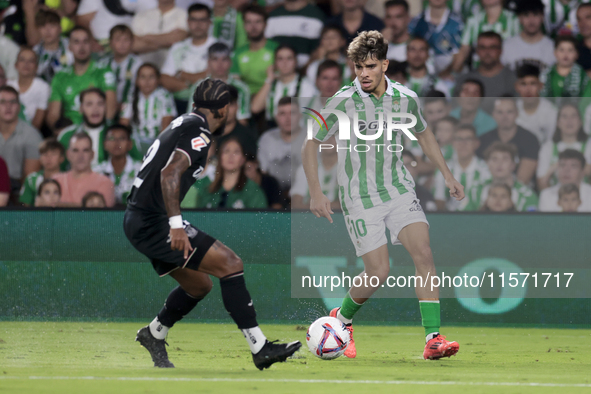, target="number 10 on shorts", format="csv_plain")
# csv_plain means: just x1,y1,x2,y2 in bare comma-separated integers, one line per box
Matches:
347,217,367,239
